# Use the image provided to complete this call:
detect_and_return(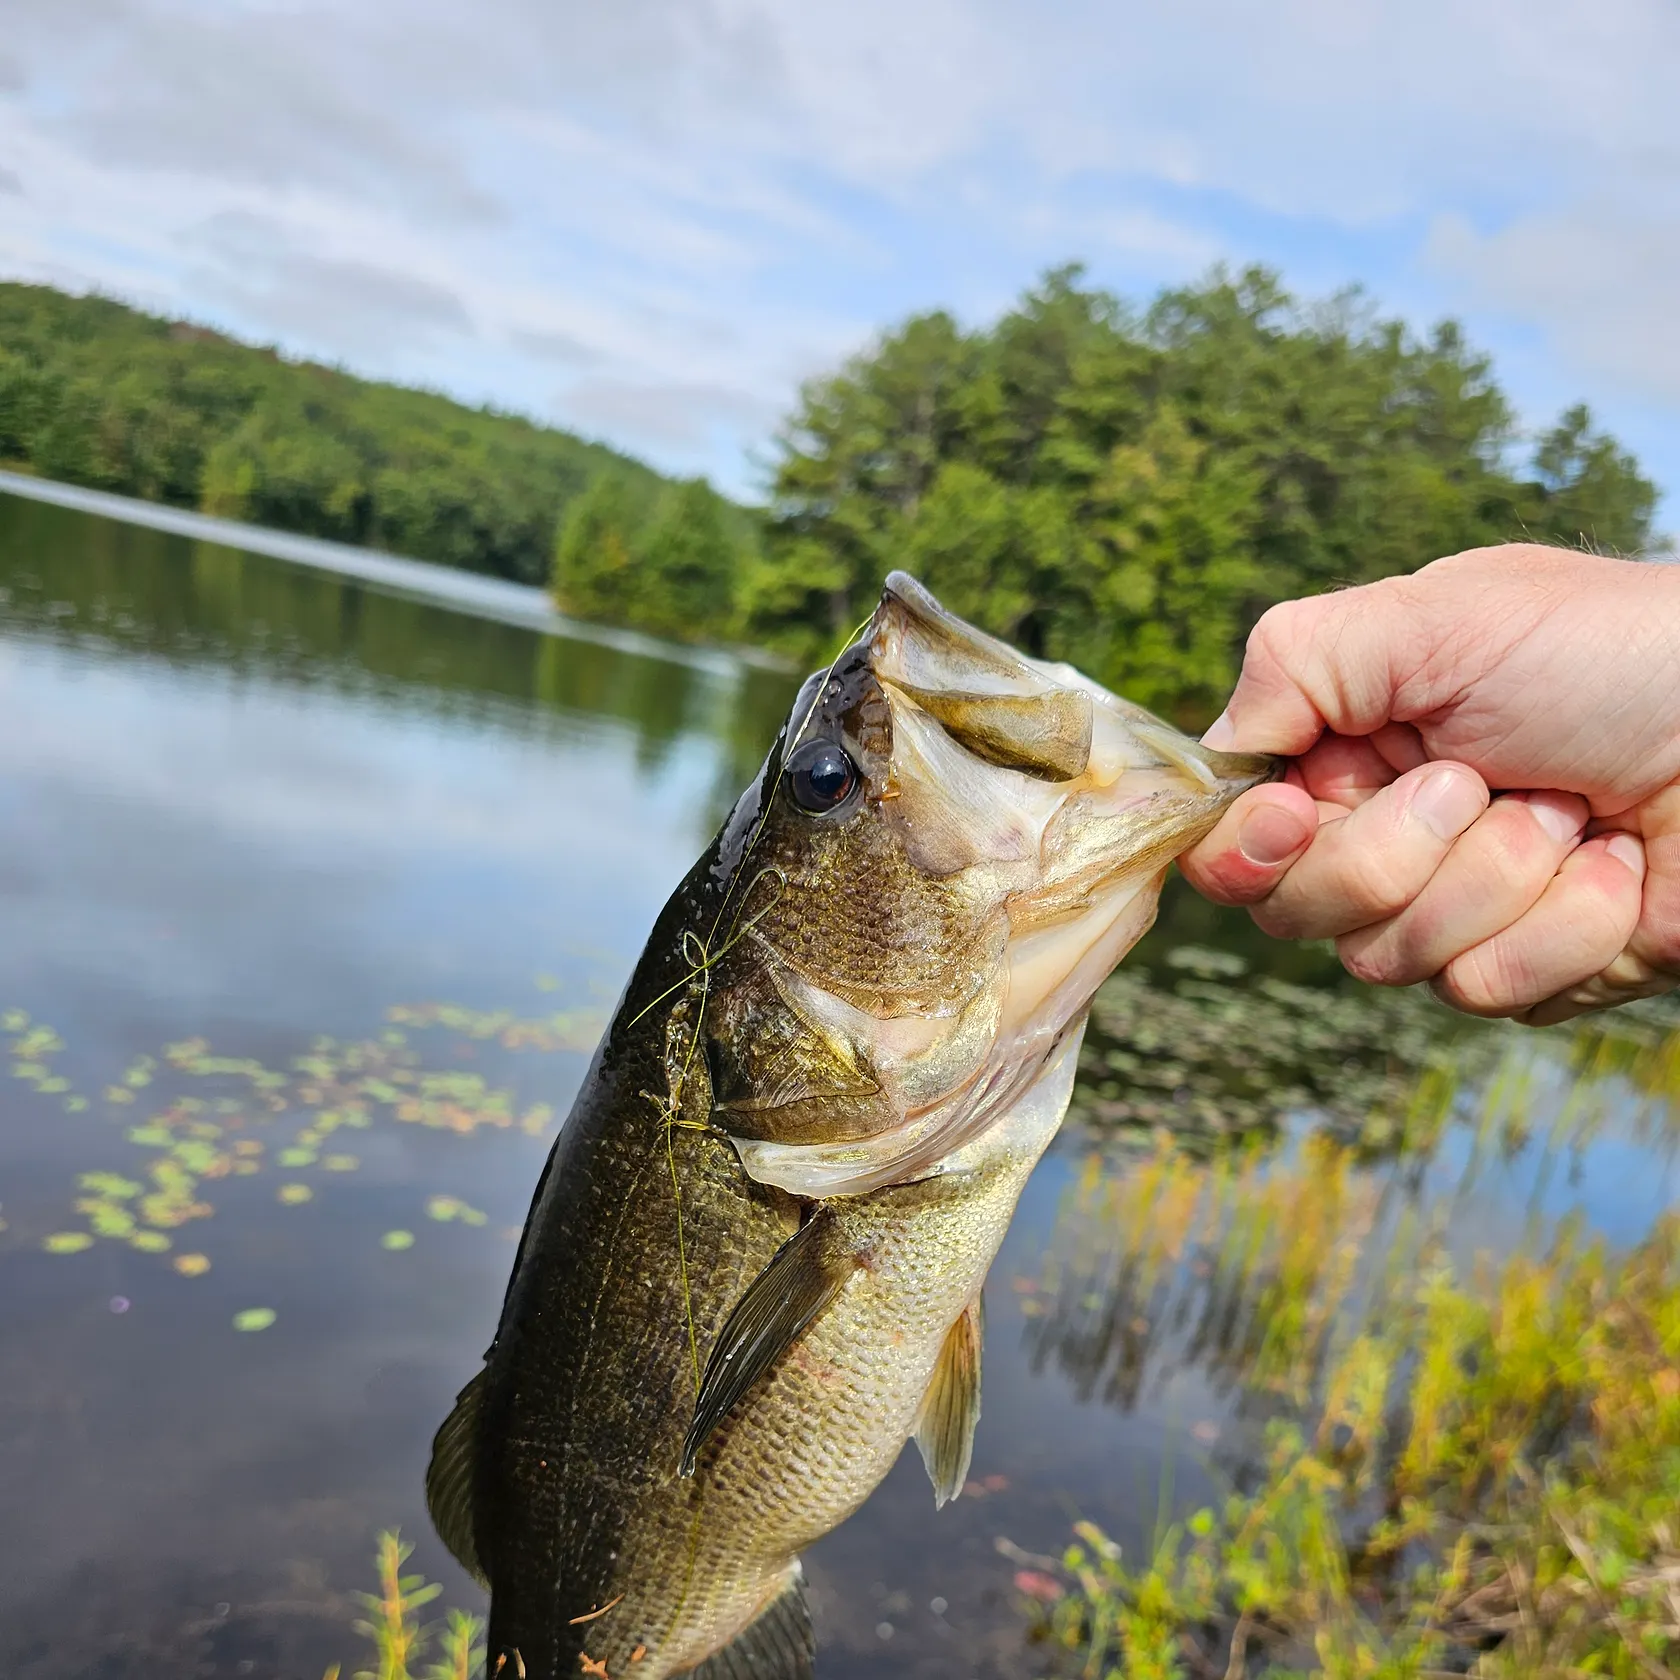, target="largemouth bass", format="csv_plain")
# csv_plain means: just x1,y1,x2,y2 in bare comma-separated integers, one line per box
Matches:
428,574,1276,1678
